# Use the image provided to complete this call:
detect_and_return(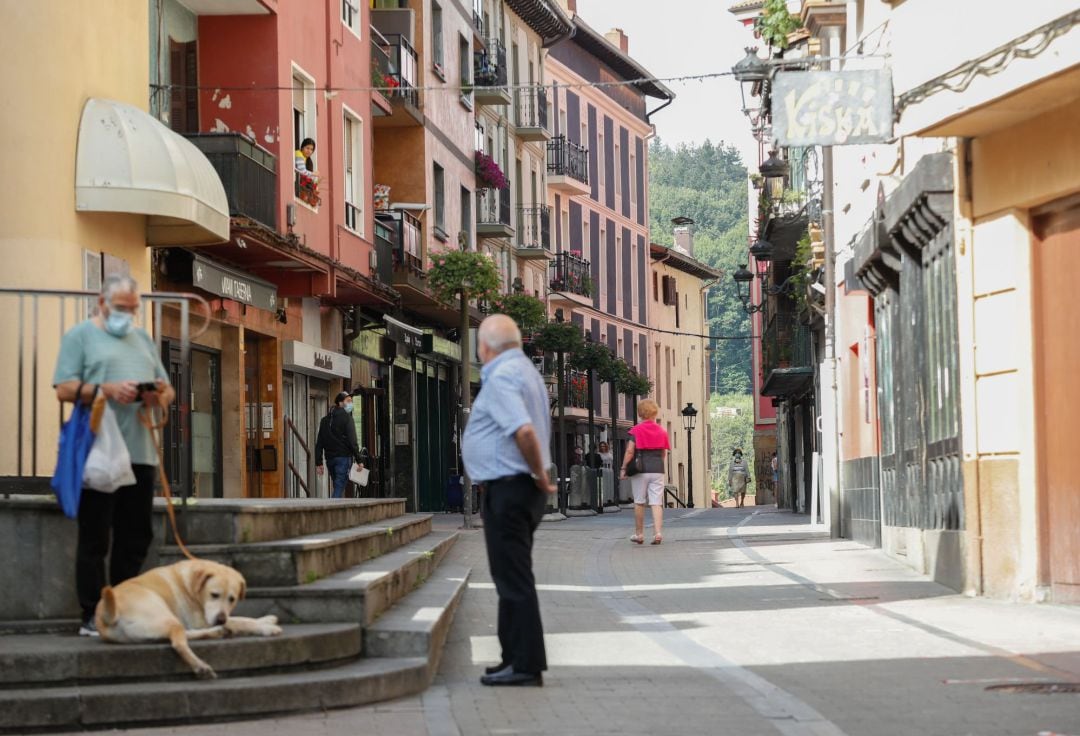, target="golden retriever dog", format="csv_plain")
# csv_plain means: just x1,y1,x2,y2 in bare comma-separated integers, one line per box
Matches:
95,559,282,679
